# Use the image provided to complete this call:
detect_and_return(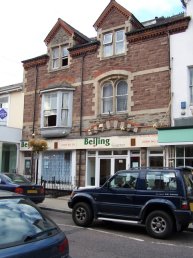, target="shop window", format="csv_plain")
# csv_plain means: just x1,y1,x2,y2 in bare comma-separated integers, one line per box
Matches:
168,146,193,167
101,80,128,114
148,149,164,168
